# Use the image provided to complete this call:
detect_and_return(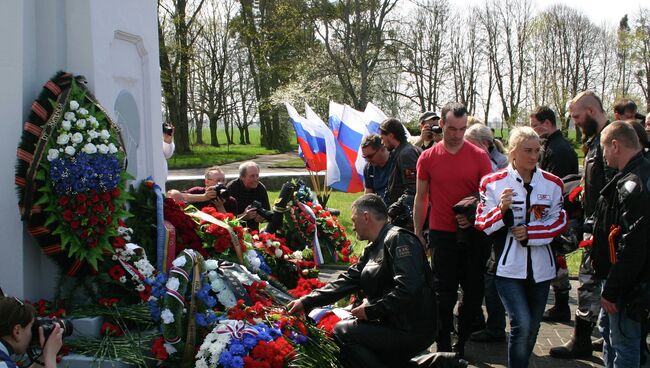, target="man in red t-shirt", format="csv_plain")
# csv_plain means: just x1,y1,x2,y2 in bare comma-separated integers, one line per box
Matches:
414,102,492,357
